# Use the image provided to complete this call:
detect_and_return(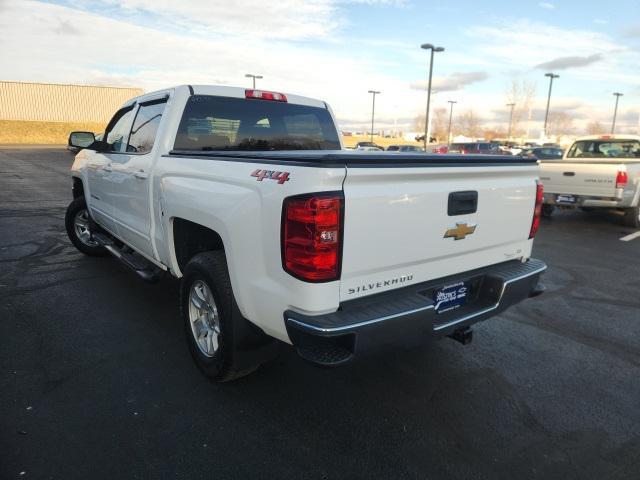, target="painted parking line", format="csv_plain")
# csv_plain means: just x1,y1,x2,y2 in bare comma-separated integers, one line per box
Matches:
620,230,640,242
